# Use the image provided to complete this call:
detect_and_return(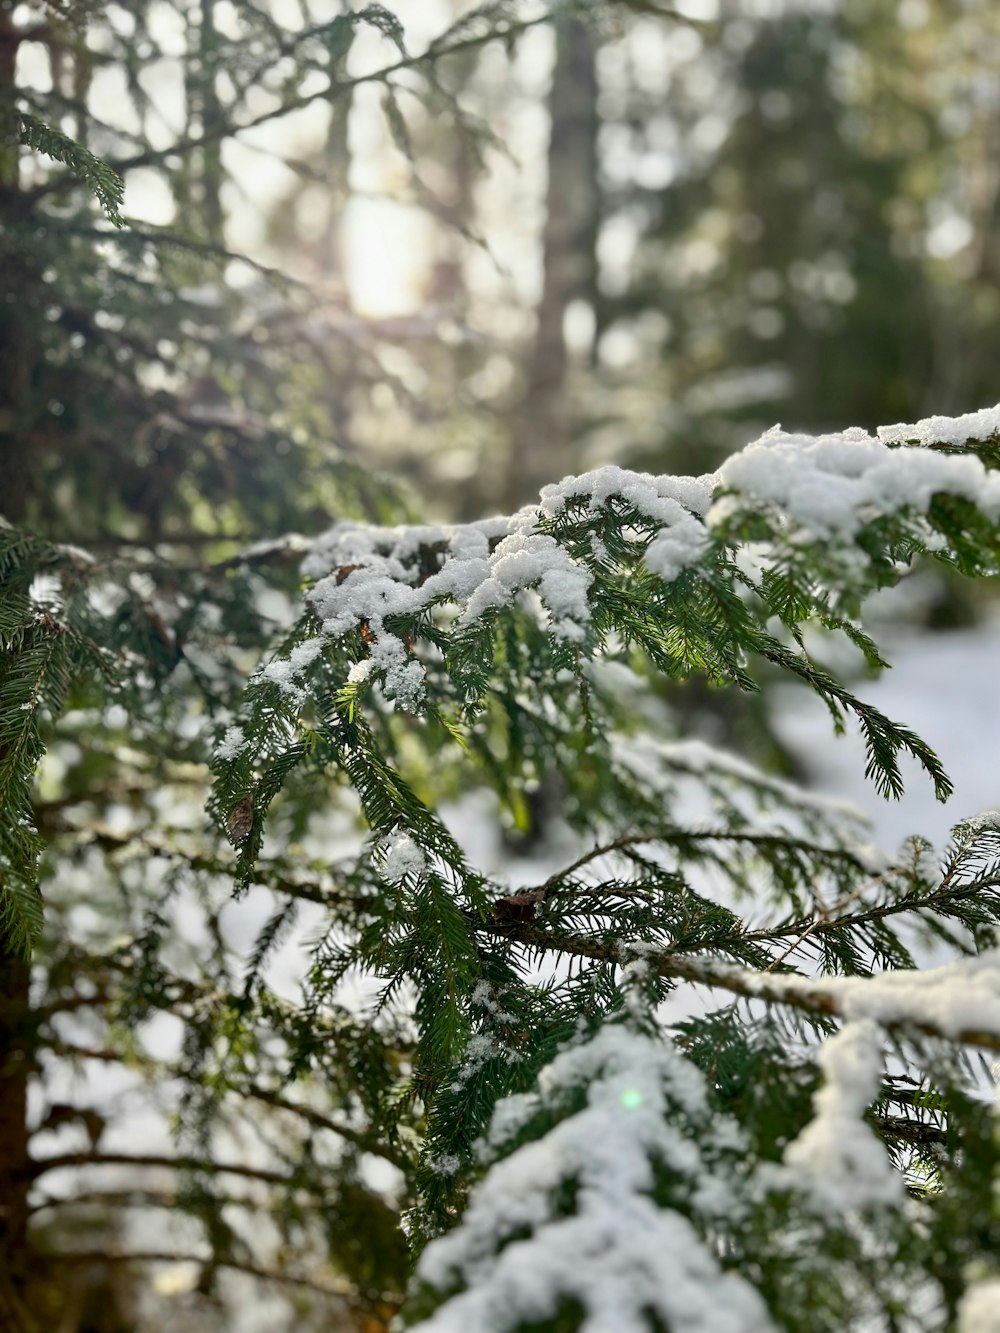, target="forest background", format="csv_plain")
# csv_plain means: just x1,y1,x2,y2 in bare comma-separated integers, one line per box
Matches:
3,0,1000,1329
